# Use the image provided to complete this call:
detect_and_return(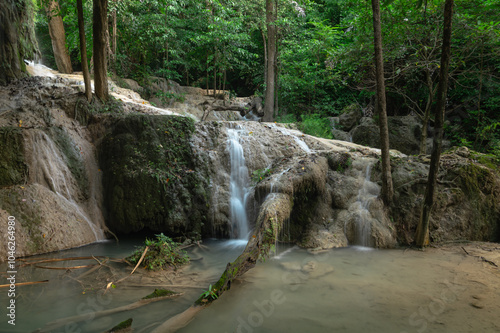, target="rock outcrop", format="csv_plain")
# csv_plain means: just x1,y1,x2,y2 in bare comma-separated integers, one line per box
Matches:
1,74,498,260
